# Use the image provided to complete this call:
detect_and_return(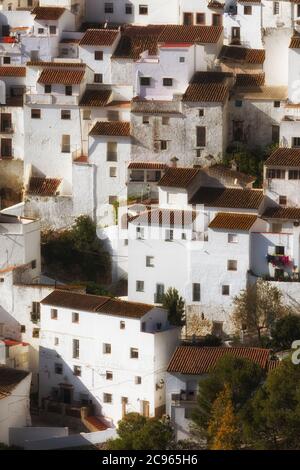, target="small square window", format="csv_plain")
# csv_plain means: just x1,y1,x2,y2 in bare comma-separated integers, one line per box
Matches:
163,78,173,87
95,50,103,61
279,195,287,205
130,347,139,359
32,328,40,338
73,339,80,358
136,226,144,239
21,325,26,333
103,343,111,354
104,2,113,13
146,256,154,267
162,116,170,125
94,73,103,83
83,109,91,120
181,233,187,240
73,365,81,376
199,109,204,117
49,25,57,35
228,233,238,244
140,77,151,86
44,84,51,94
51,308,58,320
3,56,10,64
235,100,242,107
196,13,205,24
165,229,174,241
120,320,125,329
227,260,237,271
31,260,37,269
55,363,63,375
31,109,41,119
61,110,71,120
139,4,148,15
38,28,44,35
143,115,150,124
275,246,285,255
125,3,133,14
136,280,144,292
109,195,117,205
103,392,112,403
106,370,113,380
274,101,280,108
54,337,59,346
244,5,252,15
65,86,72,96
193,283,201,302
222,285,230,296
72,312,79,323
179,56,185,63
135,376,142,384
110,167,117,177
160,140,168,150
